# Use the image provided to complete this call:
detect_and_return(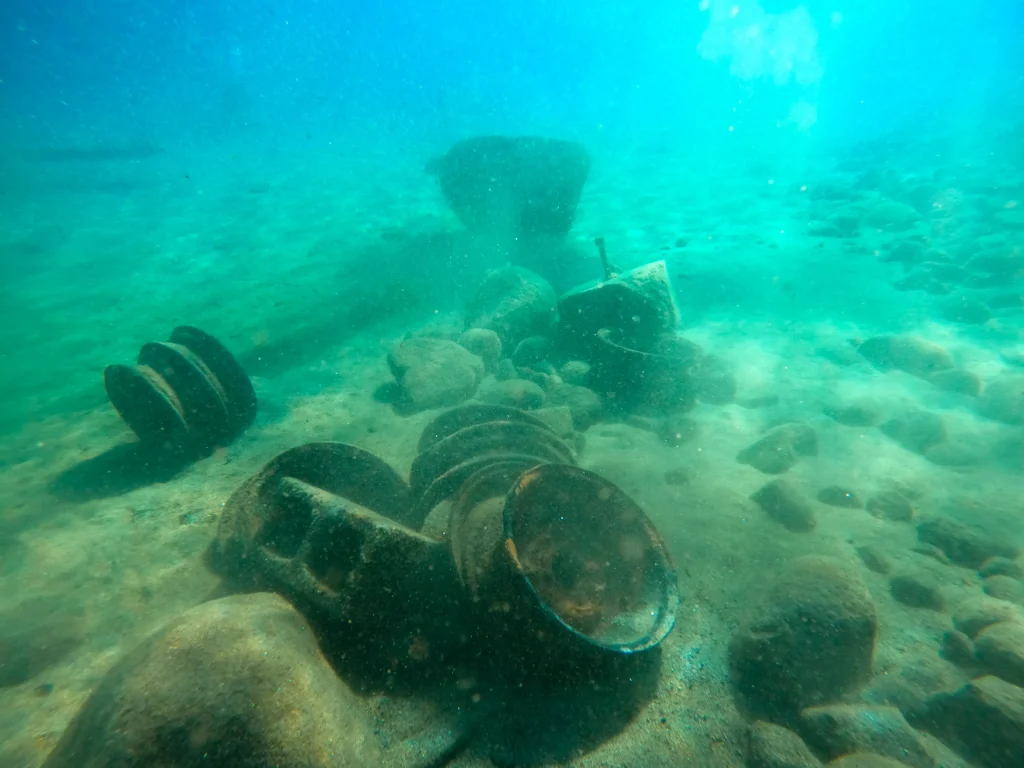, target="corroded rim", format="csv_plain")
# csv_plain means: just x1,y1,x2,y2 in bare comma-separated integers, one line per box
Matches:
170,325,258,435
138,341,230,442
416,403,560,454
103,363,190,444
501,463,679,653
410,420,575,502
413,451,552,527
217,442,416,559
